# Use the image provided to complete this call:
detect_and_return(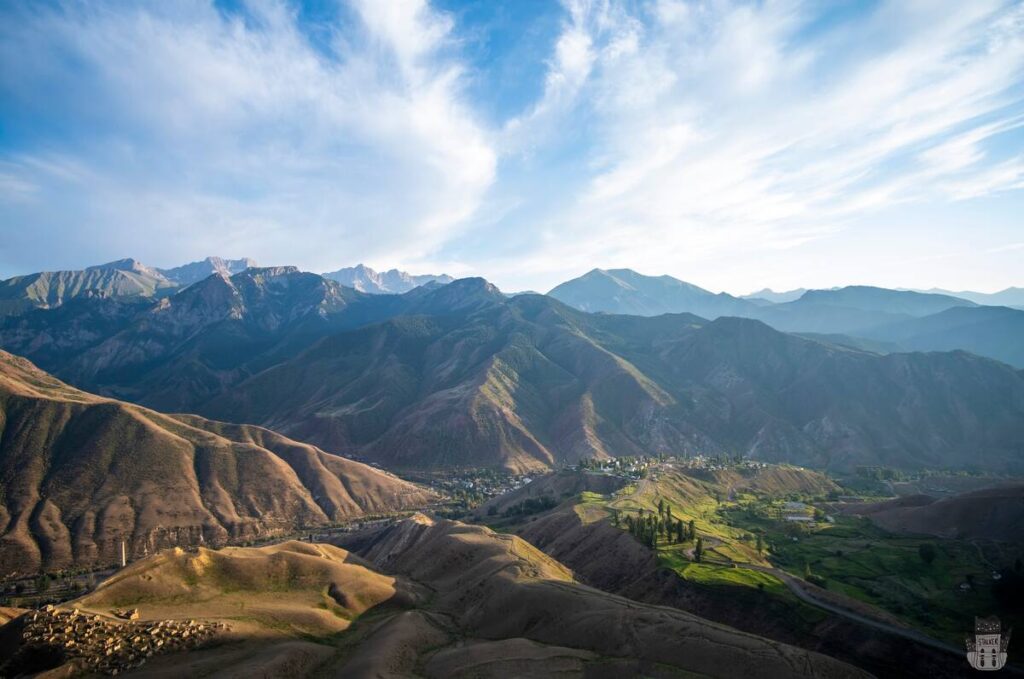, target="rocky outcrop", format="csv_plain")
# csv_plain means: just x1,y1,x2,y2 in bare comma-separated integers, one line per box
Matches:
0,605,224,676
